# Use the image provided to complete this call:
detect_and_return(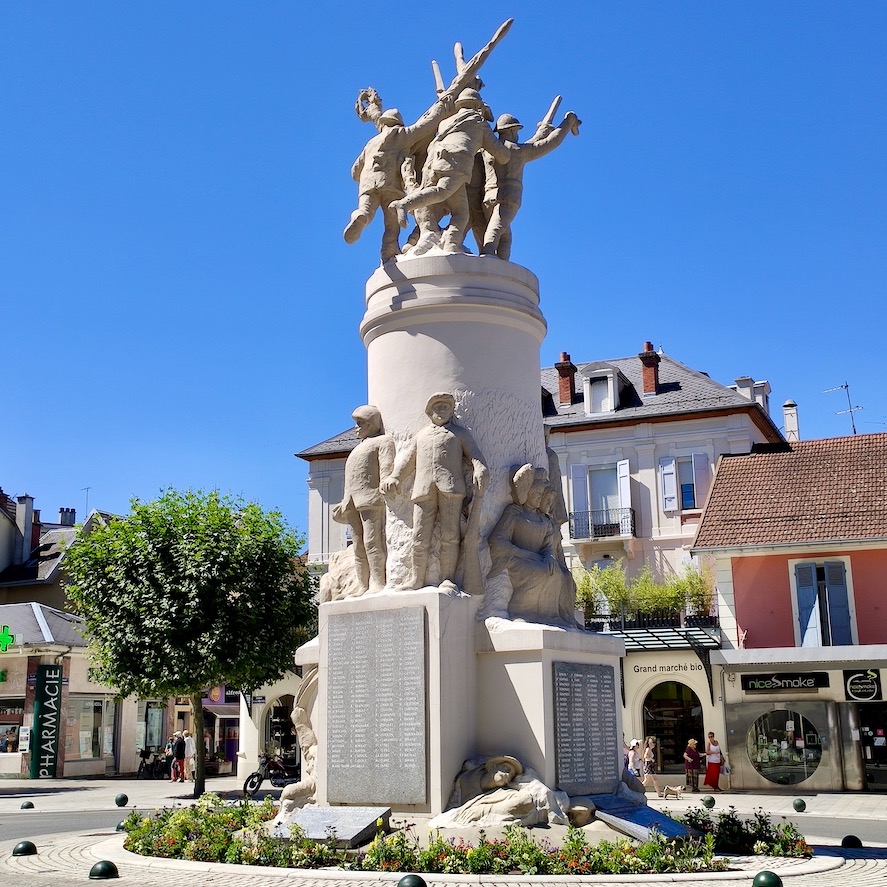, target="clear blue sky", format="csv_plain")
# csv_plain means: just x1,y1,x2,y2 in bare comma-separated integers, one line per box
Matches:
3,2,886,540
